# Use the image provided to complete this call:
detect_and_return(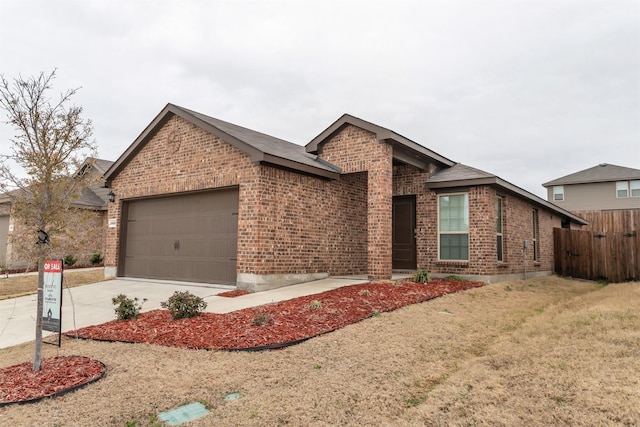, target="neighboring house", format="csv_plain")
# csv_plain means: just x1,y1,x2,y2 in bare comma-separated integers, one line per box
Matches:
104,104,586,291
543,163,640,212
0,158,114,268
